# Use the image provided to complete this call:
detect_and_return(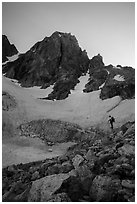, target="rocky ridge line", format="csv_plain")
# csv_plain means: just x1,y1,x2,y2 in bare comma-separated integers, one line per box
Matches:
2,33,135,101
